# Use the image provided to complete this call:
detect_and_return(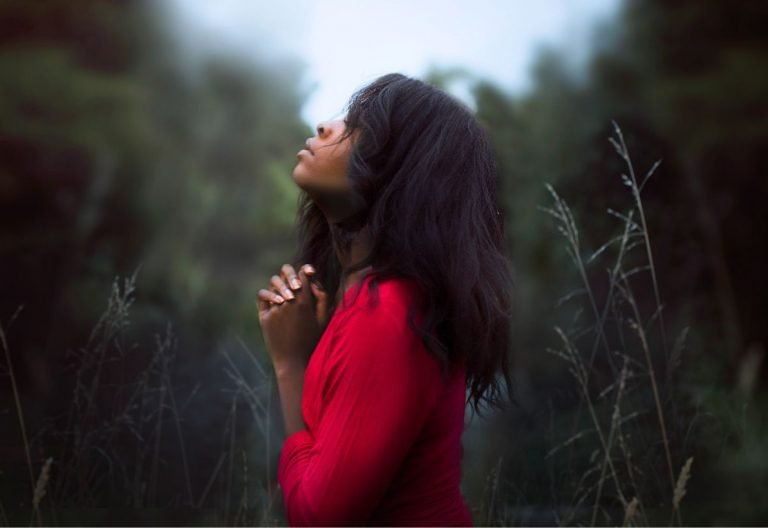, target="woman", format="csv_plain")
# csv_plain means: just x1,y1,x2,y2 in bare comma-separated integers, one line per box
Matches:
257,73,515,526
